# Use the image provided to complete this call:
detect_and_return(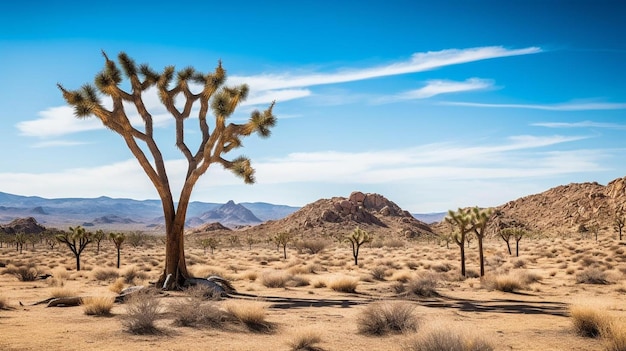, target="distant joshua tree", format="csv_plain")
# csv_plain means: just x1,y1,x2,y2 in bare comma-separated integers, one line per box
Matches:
14,232,27,254
470,207,493,277
500,227,527,257
56,226,92,271
614,208,625,241
58,52,276,290
93,229,106,255
346,227,372,265
109,232,126,269
274,232,292,259
446,208,474,277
